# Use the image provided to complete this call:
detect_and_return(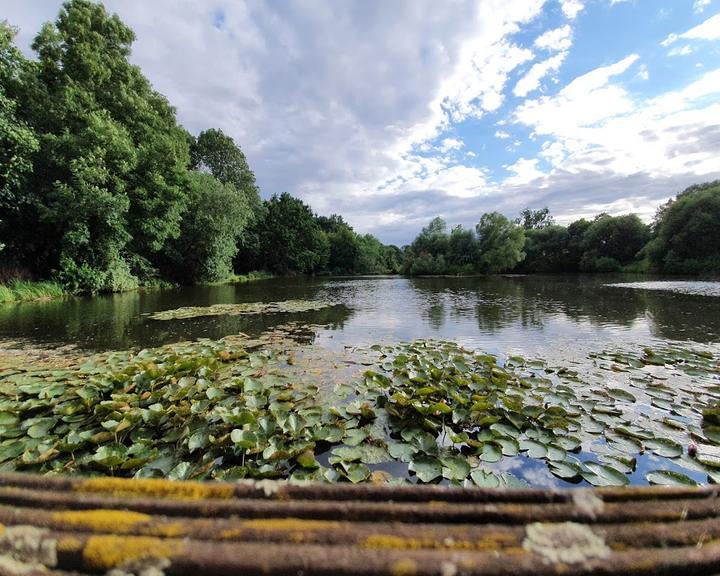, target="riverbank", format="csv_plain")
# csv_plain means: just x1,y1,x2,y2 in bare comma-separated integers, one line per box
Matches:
0,280,66,303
